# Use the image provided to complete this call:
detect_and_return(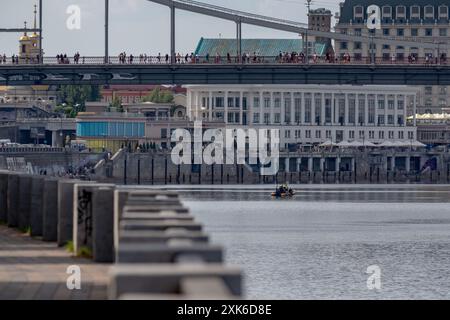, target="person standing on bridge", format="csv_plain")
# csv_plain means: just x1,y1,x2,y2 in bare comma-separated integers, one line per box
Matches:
157,53,161,63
